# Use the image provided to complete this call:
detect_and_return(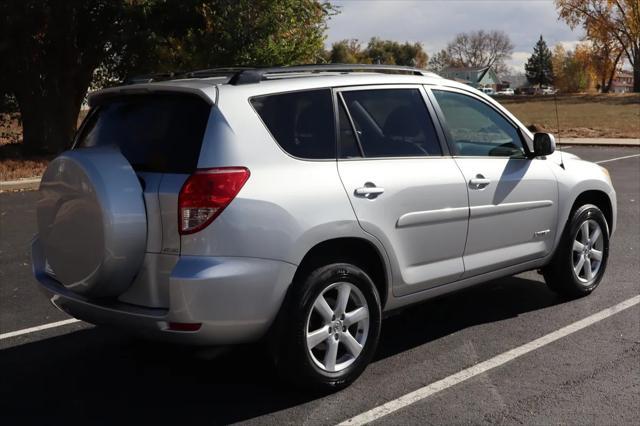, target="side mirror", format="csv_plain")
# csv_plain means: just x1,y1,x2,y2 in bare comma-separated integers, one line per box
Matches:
533,133,555,157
